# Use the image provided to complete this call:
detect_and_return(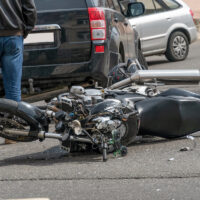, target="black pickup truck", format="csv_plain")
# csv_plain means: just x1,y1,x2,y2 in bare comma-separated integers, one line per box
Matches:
21,0,146,94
